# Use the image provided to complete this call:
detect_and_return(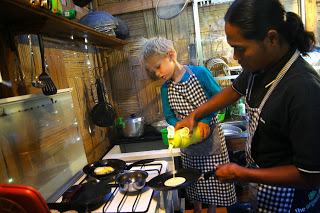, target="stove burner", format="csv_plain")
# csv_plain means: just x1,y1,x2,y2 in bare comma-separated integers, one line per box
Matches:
113,130,162,144
84,163,163,213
